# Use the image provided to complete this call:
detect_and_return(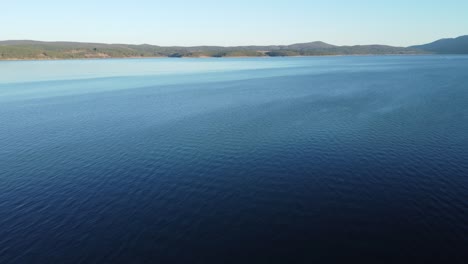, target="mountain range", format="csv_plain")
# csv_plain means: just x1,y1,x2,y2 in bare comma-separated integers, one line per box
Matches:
0,36,467,60
409,35,468,54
